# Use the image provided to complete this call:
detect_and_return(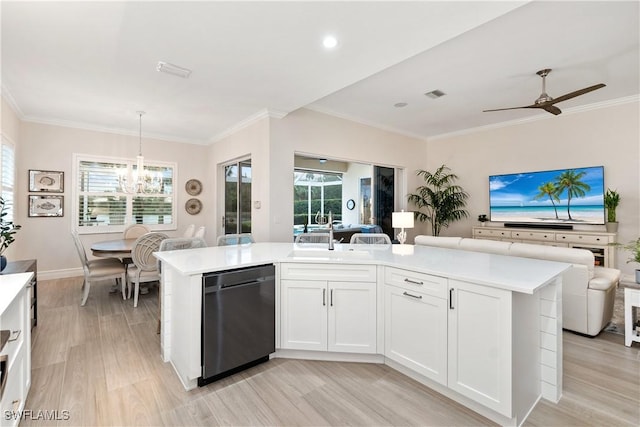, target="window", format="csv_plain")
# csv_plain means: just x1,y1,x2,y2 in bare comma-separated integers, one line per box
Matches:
294,170,342,229
73,154,176,233
0,135,16,222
